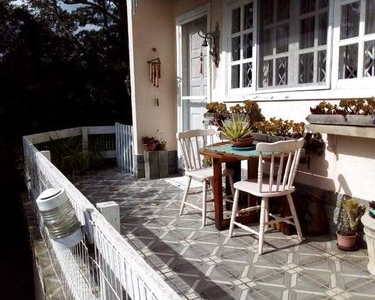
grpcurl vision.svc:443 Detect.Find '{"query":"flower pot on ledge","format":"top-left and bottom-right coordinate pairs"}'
top-left (252, 133), bottom-right (291, 143)
top-left (306, 114), bottom-right (375, 127)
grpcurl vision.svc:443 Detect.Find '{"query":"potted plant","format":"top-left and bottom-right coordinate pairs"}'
top-left (361, 201), bottom-right (375, 276)
top-left (337, 198), bottom-right (366, 250)
top-left (307, 98), bottom-right (375, 126)
top-left (158, 140), bottom-right (167, 150)
top-left (142, 136), bottom-right (159, 151)
top-left (220, 114), bottom-right (254, 147)
top-left (204, 100), bottom-right (264, 130)
top-left (253, 117), bottom-right (305, 142)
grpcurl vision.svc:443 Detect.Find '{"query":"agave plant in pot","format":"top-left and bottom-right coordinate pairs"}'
top-left (337, 198), bottom-right (366, 250)
top-left (220, 114), bottom-right (254, 148)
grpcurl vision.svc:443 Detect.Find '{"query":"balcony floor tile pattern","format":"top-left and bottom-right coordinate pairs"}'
top-left (74, 168), bottom-right (375, 300)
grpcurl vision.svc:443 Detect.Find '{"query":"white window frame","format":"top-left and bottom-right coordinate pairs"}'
top-left (332, 0), bottom-right (375, 90)
top-left (225, 0), bottom-right (334, 97)
top-left (226, 0), bottom-right (257, 95)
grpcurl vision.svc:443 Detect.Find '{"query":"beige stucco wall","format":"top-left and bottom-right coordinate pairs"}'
top-left (127, 0), bottom-right (176, 154)
top-left (240, 100), bottom-right (375, 202)
top-left (128, 0), bottom-right (375, 201)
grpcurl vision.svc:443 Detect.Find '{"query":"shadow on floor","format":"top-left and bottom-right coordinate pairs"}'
top-left (0, 158), bottom-right (34, 299)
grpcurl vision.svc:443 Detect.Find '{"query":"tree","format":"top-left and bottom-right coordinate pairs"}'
top-left (0, 0), bottom-right (131, 140)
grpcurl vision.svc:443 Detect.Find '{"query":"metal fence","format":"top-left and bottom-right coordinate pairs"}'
top-left (115, 123), bottom-right (134, 174)
top-left (23, 127), bottom-right (180, 300)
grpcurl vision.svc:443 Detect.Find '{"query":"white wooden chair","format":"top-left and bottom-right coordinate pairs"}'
top-left (228, 138), bottom-right (304, 254)
top-left (176, 129), bottom-right (235, 227)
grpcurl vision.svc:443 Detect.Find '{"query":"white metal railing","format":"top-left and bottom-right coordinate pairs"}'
top-left (23, 127), bottom-right (181, 300)
top-left (115, 123), bottom-right (134, 174)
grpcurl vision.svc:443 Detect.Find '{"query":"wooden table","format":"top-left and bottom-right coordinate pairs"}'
top-left (199, 143), bottom-right (261, 231)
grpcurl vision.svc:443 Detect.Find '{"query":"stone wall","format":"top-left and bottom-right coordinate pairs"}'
top-left (134, 150), bottom-right (178, 179)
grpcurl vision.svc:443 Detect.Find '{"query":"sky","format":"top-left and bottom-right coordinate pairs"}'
top-left (13, 0), bottom-right (81, 12)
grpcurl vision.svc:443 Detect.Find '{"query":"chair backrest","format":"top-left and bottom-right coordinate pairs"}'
top-left (256, 138), bottom-right (304, 193)
top-left (176, 129), bottom-right (216, 171)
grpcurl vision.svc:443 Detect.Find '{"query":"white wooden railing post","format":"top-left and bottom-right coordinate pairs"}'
top-left (96, 201), bottom-right (120, 233)
top-left (41, 150), bottom-right (51, 161)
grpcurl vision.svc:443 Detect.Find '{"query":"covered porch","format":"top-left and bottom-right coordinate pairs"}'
top-left (75, 168), bottom-right (375, 299)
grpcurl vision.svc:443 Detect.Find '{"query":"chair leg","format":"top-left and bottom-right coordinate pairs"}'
top-left (228, 174), bottom-right (235, 197)
top-left (287, 194), bottom-right (303, 242)
top-left (179, 176), bottom-right (192, 216)
top-left (202, 180), bottom-right (207, 227)
top-left (258, 197), bottom-right (267, 255)
top-left (229, 189), bottom-right (240, 237)
top-left (264, 198), bottom-right (269, 232)
top-left (209, 178), bottom-right (214, 200)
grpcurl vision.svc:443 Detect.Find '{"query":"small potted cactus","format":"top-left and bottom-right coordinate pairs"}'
top-left (337, 198), bottom-right (366, 250)
top-left (220, 114), bottom-right (254, 148)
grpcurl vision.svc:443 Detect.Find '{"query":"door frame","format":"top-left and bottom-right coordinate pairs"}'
top-left (175, 3), bottom-right (211, 134)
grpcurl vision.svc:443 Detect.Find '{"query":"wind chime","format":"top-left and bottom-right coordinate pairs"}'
top-left (148, 57), bottom-right (161, 87)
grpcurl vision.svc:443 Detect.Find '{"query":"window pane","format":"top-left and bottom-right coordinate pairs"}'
top-left (301, 0), bottom-right (315, 14)
top-left (366, 0), bottom-right (375, 35)
top-left (261, 28), bottom-right (273, 56)
top-left (300, 17), bottom-right (315, 49)
top-left (277, 0), bottom-right (289, 21)
top-left (340, 2), bottom-right (360, 40)
top-left (232, 8), bottom-right (240, 33)
top-left (299, 53), bottom-right (314, 83)
top-left (244, 3), bottom-right (253, 30)
top-left (276, 24), bottom-right (289, 53)
top-left (319, 0), bottom-right (329, 9)
top-left (232, 37), bottom-right (240, 61)
top-left (260, 60), bottom-right (273, 87)
top-left (276, 57), bottom-right (288, 85)
top-left (261, 0), bottom-right (274, 26)
top-left (318, 50), bottom-right (327, 82)
top-left (364, 40), bottom-right (375, 77)
top-left (243, 33), bottom-right (253, 59)
top-left (339, 44), bottom-right (358, 79)
top-left (243, 62), bottom-right (253, 87)
top-left (318, 13), bottom-right (328, 46)
top-left (231, 65), bottom-right (240, 88)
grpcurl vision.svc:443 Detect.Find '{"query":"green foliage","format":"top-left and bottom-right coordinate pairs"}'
top-left (205, 102), bottom-right (228, 113)
top-left (254, 117), bottom-right (305, 138)
top-left (0, 1), bottom-right (131, 140)
top-left (221, 115), bottom-right (253, 140)
top-left (45, 136), bottom-right (104, 179)
top-left (206, 100), bottom-right (264, 130)
top-left (310, 98), bottom-right (375, 116)
top-left (338, 198), bottom-right (366, 236)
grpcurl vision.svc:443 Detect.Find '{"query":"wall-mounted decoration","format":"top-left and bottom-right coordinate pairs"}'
top-left (198, 22), bottom-right (220, 68)
top-left (148, 57), bottom-right (161, 87)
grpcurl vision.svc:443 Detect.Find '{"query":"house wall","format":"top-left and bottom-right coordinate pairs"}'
top-left (127, 0), bottom-right (375, 201)
top-left (127, 0), bottom-right (177, 154)
top-left (177, 0), bottom-right (375, 202)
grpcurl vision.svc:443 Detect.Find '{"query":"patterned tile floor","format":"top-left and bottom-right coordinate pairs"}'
top-left (74, 168), bottom-right (375, 300)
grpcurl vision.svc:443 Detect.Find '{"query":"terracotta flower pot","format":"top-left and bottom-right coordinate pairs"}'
top-left (144, 143), bottom-right (157, 151)
top-left (231, 137), bottom-right (254, 147)
top-left (336, 230), bottom-right (357, 250)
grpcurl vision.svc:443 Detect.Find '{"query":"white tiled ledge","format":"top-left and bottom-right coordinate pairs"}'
top-left (306, 124), bottom-right (375, 139)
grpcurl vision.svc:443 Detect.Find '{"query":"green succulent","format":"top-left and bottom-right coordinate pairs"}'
top-left (221, 115), bottom-right (253, 140)
top-left (338, 198), bottom-right (366, 236)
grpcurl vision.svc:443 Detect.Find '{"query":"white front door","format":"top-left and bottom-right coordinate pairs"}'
top-left (177, 13), bottom-right (209, 132)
